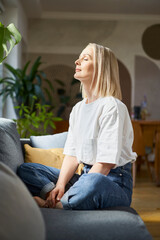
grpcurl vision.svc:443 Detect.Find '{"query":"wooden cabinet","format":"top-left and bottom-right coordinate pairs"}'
top-left (54, 120), bottom-right (69, 134)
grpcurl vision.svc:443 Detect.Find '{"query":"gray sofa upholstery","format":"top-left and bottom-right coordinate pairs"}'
top-left (0, 118), bottom-right (153, 240)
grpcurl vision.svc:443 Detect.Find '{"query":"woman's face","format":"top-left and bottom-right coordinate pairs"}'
top-left (74, 46), bottom-right (94, 83)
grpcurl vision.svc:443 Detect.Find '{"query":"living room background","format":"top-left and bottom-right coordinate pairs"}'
top-left (0, 0), bottom-right (160, 120)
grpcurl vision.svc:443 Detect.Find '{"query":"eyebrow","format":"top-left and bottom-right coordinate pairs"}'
top-left (79, 54), bottom-right (92, 58)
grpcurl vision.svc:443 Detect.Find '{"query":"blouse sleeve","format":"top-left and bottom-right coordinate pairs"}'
top-left (63, 108), bottom-right (76, 157)
top-left (96, 104), bottom-right (124, 165)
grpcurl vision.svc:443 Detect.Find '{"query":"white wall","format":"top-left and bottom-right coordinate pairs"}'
top-left (102, 19), bottom-right (160, 111)
top-left (0, 13), bottom-right (4, 117)
top-left (27, 14), bottom-right (160, 119)
top-left (1, 2), bottom-right (28, 119)
top-left (1, 8), bottom-right (160, 119)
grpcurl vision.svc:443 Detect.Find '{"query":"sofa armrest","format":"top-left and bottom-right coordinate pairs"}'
top-left (20, 138), bottom-right (31, 157)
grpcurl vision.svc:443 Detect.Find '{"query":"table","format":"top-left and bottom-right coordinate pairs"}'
top-left (132, 120), bottom-right (160, 186)
top-left (137, 120), bottom-right (160, 148)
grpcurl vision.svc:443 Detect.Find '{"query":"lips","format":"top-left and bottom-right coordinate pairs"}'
top-left (75, 69), bottom-right (81, 72)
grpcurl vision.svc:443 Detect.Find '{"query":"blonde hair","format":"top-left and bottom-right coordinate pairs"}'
top-left (81, 43), bottom-right (122, 100)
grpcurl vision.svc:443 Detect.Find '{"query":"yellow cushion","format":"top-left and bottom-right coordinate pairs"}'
top-left (24, 144), bottom-right (83, 174)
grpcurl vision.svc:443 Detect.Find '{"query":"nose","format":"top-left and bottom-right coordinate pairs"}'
top-left (75, 58), bottom-right (80, 65)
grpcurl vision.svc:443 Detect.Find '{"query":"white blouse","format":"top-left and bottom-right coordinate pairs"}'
top-left (63, 96), bottom-right (137, 167)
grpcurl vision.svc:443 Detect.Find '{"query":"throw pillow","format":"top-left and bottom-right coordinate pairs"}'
top-left (30, 132), bottom-right (68, 149)
top-left (24, 144), bottom-right (83, 174)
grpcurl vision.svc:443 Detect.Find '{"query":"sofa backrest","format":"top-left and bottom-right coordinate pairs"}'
top-left (0, 118), bottom-right (24, 173)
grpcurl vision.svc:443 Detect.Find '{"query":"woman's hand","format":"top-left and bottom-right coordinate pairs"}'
top-left (46, 155), bottom-right (78, 208)
top-left (46, 184), bottom-right (65, 208)
top-left (89, 162), bottom-right (115, 176)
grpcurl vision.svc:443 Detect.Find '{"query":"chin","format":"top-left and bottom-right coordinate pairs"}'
top-left (74, 74), bottom-right (80, 81)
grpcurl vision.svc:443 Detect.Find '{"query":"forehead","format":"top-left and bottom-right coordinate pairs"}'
top-left (80, 46), bottom-right (93, 58)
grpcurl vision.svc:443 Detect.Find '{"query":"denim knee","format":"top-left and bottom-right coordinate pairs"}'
top-left (17, 163), bottom-right (30, 179)
top-left (76, 173), bottom-right (104, 195)
top-left (61, 172), bottom-right (131, 210)
top-left (17, 163), bottom-right (57, 198)
top-left (61, 173), bottom-right (106, 210)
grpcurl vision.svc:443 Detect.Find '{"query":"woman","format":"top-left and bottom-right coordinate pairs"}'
top-left (18, 43), bottom-right (137, 210)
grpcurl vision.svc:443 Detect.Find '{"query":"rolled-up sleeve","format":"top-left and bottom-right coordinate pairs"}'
top-left (63, 109), bottom-right (76, 156)
top-left (96, 105), bottom-right (123, 165)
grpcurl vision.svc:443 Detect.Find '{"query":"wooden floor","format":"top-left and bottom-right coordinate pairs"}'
top-left (131, 164), bottom-right (160, 240)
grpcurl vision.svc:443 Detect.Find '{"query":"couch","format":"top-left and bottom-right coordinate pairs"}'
top-left (0, 118), bottom-right (153, 240)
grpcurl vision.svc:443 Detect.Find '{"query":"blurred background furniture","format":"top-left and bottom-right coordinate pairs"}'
top-left (139, 120), bottom-right (160, 149)
top-left (54, 120), bottom-right (69, 134)
top-left (155, 131), bottom-right (160, 186)
top-left (132, 120), bottom-right (160, 186)
top-left (139, 120), bottom-right (160, 186)
top-left (132, 121), bottom-right (152, 187)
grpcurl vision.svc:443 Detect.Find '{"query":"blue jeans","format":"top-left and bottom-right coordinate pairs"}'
top-left (17, 163), bottom-right (133, 210)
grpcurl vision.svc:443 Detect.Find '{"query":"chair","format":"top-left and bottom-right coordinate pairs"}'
top-left (132, 121), bottom-right (152, 187)
top-left (155, 131), bottom-right (160, 186)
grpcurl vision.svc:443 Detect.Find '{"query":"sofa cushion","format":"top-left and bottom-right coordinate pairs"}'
top-left (0, 162), bottom-right (45, 240)
top-left (24, 144), bottom-right (83, 175)
top-left (0, 118), bottom-right (24, 173)
top-left (30, 132), bottom-right (68, 149)
top-left (25, 144), bottom-right (64, 168)
top-left (41, 207), bottom-right (152, 240)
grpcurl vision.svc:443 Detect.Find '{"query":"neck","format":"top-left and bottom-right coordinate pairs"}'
top-left (84, 89), bottom-right (98, 104)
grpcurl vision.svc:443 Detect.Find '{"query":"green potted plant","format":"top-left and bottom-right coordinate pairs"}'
top-left (0, 22), bottom-right (54, 110)
top-left (57, 77), bottom-right (82, 118)
top-left (14, 97), bottom-right (62, 138)
top-left (0, 22), bottom-right (62, 135)
top-left (0, 56), bottom-right (55, 112)
top-left (51, 77), bottom-right (82, 133)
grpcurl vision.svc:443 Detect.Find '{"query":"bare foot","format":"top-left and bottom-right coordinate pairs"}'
top-left (55, 201), bottom-right (63, 209)
top-left (34, 196), bottom-right (48, 208)
top-left (34, 196), bottom-right (63, 209)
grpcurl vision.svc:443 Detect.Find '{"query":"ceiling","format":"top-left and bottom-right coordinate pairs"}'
top-left (40, 0), bottom-right (160, 15)
top-left (3, 0), bottom-right (160, 19)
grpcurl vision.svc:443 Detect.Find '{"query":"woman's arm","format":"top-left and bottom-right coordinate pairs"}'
top-left (46, 155), bottom-right (78, 207)
top-left (88, 162), bottom-right (115, 175)
top-left (57, 155), bottom-right (79, 187)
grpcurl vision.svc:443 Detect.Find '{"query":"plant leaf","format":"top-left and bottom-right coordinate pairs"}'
top-left (35, 75), bottom-right (42, 85)
top-left (34, 85), bottom-right (45, 103)
top-left (29, 56), bottom-right (41, 81)
top-left (54, 78), bottom-right (65, 86)
top-left (0, 22), bottom-right (21, 63)
top-left (4, 63), bottom-right (21, 79)
top-left (53, 117), bottom-right (62, 121)
top-left (44, 87), bottom-right (53, 104)
top-left (39, 71), bottom-right (46, 78)
top-left (0, 77), bottom-right (15, 83)
top-left (44, 78), bottom-right (54, 93)
top-left (22, 60), bottom-right (30, 78)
